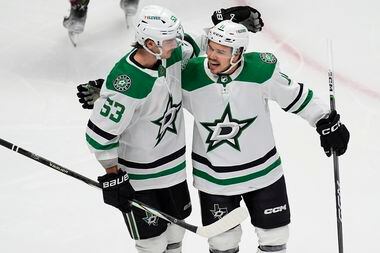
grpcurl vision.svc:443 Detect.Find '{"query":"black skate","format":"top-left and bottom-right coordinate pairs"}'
top-left (120, 0), bottom-right (139, 28)
top-left (63, 4), bottom-right (88, 47)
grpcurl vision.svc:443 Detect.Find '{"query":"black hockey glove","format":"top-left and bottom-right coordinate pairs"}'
top-left (76, 79), bottom-right (104, 109)
top-left (211, 6), bottom-right (264, 33)
top-left (98, 170), bottom-right (135, 213)
top-left (316, 110), bottom-right (350, 157)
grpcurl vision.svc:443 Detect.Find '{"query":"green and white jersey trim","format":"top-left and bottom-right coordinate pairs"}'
top-left (192, 147), bottom-right (283, 195)
top-left (87, 47), bottom-right (187, 191)
top-left (124, 212), bottom-right (140, 240)
top-left (118, 147), bottom-right (187, 191)
top-left (181, 51), bottom-right (329, 195)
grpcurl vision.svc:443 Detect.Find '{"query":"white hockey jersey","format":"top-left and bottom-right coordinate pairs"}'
top-left (182, 52), bottom-right (329, 195)
top-left (86, 44), bottom-right (193, 191)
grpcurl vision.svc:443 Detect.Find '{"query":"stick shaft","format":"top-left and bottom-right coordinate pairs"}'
top-left (0, 138), bottom-right (198, 234)
top-left (327, 39), bottom-right (344, 253)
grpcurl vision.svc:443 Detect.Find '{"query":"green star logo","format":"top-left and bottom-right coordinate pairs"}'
top-left (201, 104), bottom-right (257, 152)
top-left (152, 95), bottom-right (182, 147)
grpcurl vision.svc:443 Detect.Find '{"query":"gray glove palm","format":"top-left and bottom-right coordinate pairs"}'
top-left (76, 79), bottom-right (103, 109)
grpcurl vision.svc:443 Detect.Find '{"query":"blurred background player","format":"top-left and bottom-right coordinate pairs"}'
top-left (63, 0), bottom-right (139, 46)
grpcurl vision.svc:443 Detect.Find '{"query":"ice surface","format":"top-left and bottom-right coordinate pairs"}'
top-left (0, 0), bottom-right (379, 252)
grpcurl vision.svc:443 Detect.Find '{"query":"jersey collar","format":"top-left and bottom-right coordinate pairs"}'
top-left (126, 48), bottom-right (160, 78)
top-left (204, 56), bottom-right (245, 86)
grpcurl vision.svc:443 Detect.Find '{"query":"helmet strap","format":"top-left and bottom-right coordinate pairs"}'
top-left (142, 41), bottom-right (163, 60)
top-left (220, 54), bottom-right (242, 74)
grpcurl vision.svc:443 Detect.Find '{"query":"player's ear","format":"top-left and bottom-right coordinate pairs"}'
top-left (145, 39), bottom-right (157, 50)
top-left (232, 47), bottom-right (243, 63)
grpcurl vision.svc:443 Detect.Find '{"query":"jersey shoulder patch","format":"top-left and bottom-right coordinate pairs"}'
top-left (105, 53), bottom-right (156, 99)
top-left (259, 52), bottom-right (277, 64)
top-left (182, 57), bottom-right (214, 92)
top-left (235, 52), bottom-right (277, 84)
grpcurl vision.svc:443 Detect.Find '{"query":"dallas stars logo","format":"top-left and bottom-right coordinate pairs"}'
top-left (201, 104), bottom-right (256, 152)
top-left (152, 95), bottom-right (182, 146)
top-left (143, 212), bottom-right (159, 226)
top-left (210, 204), bottom-right (228, 220)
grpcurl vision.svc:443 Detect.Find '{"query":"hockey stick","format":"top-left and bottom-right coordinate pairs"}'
top-left (0, 137), bottom-right (248, 238)
top-left (327, 39), bottom-right (344, 253)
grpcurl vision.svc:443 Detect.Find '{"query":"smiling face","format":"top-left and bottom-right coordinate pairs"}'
top-left (206, 41), bottom-right (240, 75)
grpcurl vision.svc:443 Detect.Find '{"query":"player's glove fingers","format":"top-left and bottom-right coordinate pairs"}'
top-left (333, 124), bottom-right (350, 156)
top-left (320, 137), bottom-right (332, 157)
top-left (78, 97), bottom-right (90, 103)
top-left (240, 12), bottom-right (264, 33)
top-left (77, 84), bottom-right (90, 92)
top-left (324, 148), bottom-right (332, 157)
top-left (82, 103), bottom-right (94, 109)
top-left (247, 7), bottom-right (264, 32)
top-left (77, 91), bottom-right (88, 99)
top-left (90, 79), bottom-right (104, 89)
top-left (335, 147), bottom-right (347, 156)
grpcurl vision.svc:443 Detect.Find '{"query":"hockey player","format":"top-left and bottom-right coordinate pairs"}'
top-left (82, 5), bottom-right (265, 253)
top-left (76, 5), bottom-right (265, 252)
top-left (76, 13), bottom-right (349, 252)
top-left (87, 5), bottom-right (193, 253)
top-left (77, 5), bottom-right (264, 109)
top-left (63, 0), bottom-right (140, 45)
top-left (180, 20), bottom-right (350, 253)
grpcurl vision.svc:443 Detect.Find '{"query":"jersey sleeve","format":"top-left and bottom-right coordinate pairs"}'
top-left (184, 33), bottom-right (203, 57)
top-left (181, 32), bottom-right (208, 69)
top-left (263, 64), bottom-right (329, 126)
top-left (180, 40), bottom-right (194, 70)
top-left (85, 77), bottom-right (140, 166)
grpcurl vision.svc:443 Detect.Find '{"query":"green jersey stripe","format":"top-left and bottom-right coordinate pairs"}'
top-left (193, 158), bottom-right (281, 185)
top-left (292, 89), bottom-right (313, 114)
top-left (126, 212), bottom-right (139, 239)
top-left (122, 213), bottom-right (135, 239)
top-left (192, 147), bottom-right (277, 173)
top-left (130, 212), bottom-right (140, 240)
top-left (128, 161), bottom-right (186, 180)
top-left (86, 133), bottom-right (118, 150)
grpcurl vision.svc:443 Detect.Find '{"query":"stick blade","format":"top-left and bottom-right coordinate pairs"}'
top-left (196, 206), bottom-right (249, 238)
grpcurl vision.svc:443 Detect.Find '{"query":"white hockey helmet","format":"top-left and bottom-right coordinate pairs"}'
top-left (207, 20), bottom-right (249, 56)
top-left (135, 5), bottom-right (184, 58)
